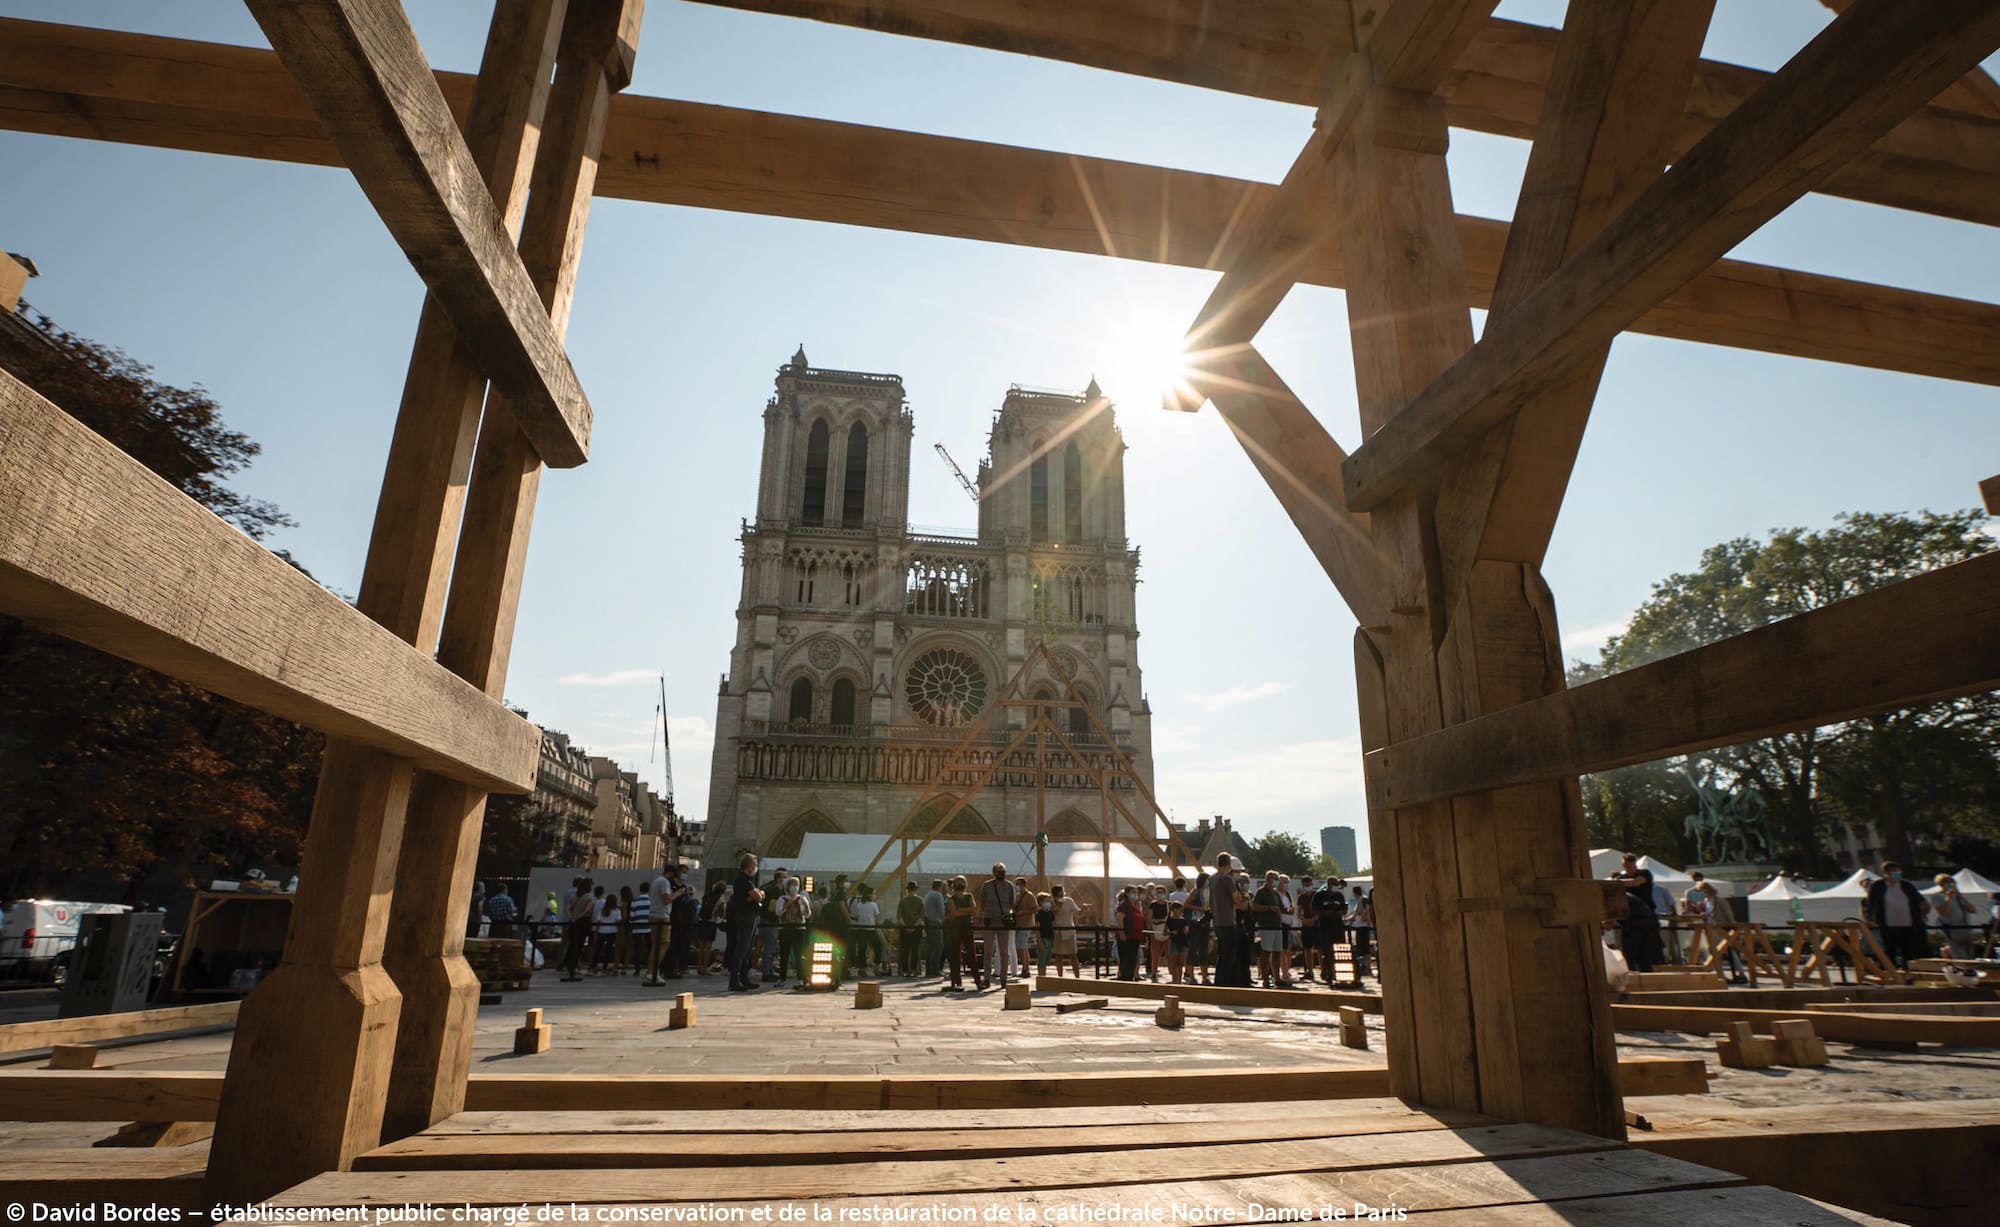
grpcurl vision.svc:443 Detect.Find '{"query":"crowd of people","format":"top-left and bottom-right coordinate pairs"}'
top-left (473, 850), bottom-right (1382, 994)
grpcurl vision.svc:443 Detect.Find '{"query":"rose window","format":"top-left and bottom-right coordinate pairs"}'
top-left (905, 649), bottom-right (988, 726)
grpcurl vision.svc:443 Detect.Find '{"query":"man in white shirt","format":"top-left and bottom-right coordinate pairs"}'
top-left (977, 863), bottom-right (1018, 986)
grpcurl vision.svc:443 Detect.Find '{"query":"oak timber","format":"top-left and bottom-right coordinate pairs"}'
top-left (0, 365), bottom-right (538, 794)
top-left (4, 22), bottom-right (1998, 388)
top-left (1357, 1), bottom-right (1506, 94)
top-left (1981, 473), bottom-right (1999, 514)
top-left (0, 1071), bottom-right (224, 1122)
top-left (242, 0), bottom-right (593, 468)
top-left (0, 1001), bottom-right (238, 1055)
top-left (1341, 0), bottom-right (2000, 511)
top-left (685, 4), bottom-right (2000, 227)
top-left (1612, 1002), bottom-right (2000, 1046)
top-left (1365, 553), bottom-right (2000, 809)
top-left (1034, 974), bottom-right (1385, 1013)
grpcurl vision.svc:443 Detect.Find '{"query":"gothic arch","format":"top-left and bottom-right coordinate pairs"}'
top-left (764, 808), bottom-right (843, 860)
top-left (841, 421), bottom-right (869, 529)
top-left (801, 418), bottom-right (830, 525)
top-left (777, 631), bottom-right (866, 679)
top-left (915, 797), bottom-right (991, 837)
top-left (1045, 809), bottom-right (1098, 839)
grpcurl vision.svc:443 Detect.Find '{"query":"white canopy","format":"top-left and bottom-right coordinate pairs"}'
top-left (1635, 856), bottom-right (1694, 885)
top-left (1588, 848), bottom-right (1625, 878)
top-left (1747, 873), bottom-right (1874, 924)
top-left (790, 834), bottom-right (1192, 884)
top-left (1810, 868), bottom-right (1876, 899)
top-left (1940, 867), bottom-right (2000, 896)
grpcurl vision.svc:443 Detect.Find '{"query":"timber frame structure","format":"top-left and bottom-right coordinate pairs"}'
top-left (1, 0), bottom-right (1998, 1204)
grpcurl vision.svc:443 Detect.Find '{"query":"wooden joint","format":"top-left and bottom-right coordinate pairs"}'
top-left (562, 0), bottom-right (646, 93)
top-left (1353, 79), bottom-right (1450, 155)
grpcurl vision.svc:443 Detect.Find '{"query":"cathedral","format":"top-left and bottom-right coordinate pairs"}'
top-left (701, 348), bottom-right (1157, 870)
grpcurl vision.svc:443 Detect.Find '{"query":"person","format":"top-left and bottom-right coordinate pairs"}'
top-left (1165, 900), bottom-right (1189, 984)
top-left (1146, 885), bottom-right (1170, 981)
top-left (469, 881), bottom-right (487, 940)
top-left (758, 866), bottom-right (788, 983)
top-left (850, 885), bottom-right (881, 975)
top-left (560, 877), bottom-right (595, 981)
top-left (923, 879), bottom-right (948, 977)
top-left (695, 882), bottom-right (725, 975)
top-left (1867, 861), bottom-right (1931, 969)
top-left (897, 882), bottom-right (926, 976)
top-left (484, 887), bottom-right (516, 940)
top-left (1683, 871), bottom-right (1708, 914)
top-left (615, 885), bottom-right (637, 973)
top-left (1013, 877), bottom-right (1038, 979)
top-left (644, 867), bottom-right (675, 985)
top-left (777, 875), bottom-right (812, 985)
top-left (625, 882), bottom-right (651, 978)
top-left (726, 852), bottom-right (765, 991)
top-left (1351, 890), bottom-right (1375, 976)
top-left (663, 865), bottom-right (695, 979)
top-left (1210, 854), bottom-right (1243, 987)
top-left (1114, 888), bottom-right (1143, 980)
top-left (1035, 892), bottom-right (1056, 974)
top-left (1050, 884), bottom-right (1081, 977)
top-left (1613, 854), bottom-right (1662, 974)
top-left (977, 863), bottom-right (1018, 986)
top-left (1313, 879), bottom-right (1349, 985)
top-left (592, 887), bottom-right (621, 974)
top-left (1295, 876), bottom-right (1317, 982)
top-left (944, 875), bottom-right (983, 990)
top-left (1251, 870), bottom-right (1288, 988)
top-left (544, 891), bottom-right (561, 925)
top-left (1185, 872), bottom-right (1211, 985)
top-left (1696, 881), bottom-right (1745, 983)
top-left (1932, 876), bottom-right (1984, 958)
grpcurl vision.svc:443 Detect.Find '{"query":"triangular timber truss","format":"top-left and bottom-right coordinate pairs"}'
top-left (854, 640), bottom-right (1197, 901)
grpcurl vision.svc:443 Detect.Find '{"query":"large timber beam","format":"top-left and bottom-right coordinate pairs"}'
top-left (242, 0), bottom-right (593, 468)
top-left (0, 364), bottom-right (538, 794)
top-left (1363, 552), bottom-right (2000, 811)
top-left (681, 4), bottom-right (2000, 228)
top-left (1355, 0), bottom-right (1504, 94)
top-left (2, 21), bottom-right (1998, 388)
top-left (1341, 0), bottom-right (2000, 513)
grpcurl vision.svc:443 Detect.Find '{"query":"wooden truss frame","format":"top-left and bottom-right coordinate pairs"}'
top-left (850, 640), bottom-right (1197, 907)
top-left (2, 0), bottom-right (1997, 1199)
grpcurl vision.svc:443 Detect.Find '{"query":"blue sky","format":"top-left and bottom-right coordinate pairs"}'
top-left (4, 1), bottom-right (1996, 872)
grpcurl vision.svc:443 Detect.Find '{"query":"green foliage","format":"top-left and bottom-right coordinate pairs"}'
top-left (0, 313), bottom-right (319, 899)
top-left (1243, 830), bottom-right (1314, 876)
top-left (1307, 853), bottom-right (1345, 880)
top-left (1577, 510), bottom-right (1998, 873)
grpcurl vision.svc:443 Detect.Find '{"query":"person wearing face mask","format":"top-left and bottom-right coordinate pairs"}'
top-left (1865, 860), bottom-right (1931, 970)
top-left (776, 875), bottom-right (812, 986)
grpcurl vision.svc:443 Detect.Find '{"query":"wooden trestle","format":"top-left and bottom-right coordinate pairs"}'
top-left (1, 0), bottom-right (1997, 1209)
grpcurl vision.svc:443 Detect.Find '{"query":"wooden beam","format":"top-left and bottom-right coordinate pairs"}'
top-left (1613, 1002), bottom-right (2000, 1047)
top-left (1195, 345), bottom-right (1390, 627)
top-left (0, 1002), bottom-right (238, 1055)
top-left (1821, 0), bottom-right (2000, 119)
top-left (0, 366), bottom-right (537, 793)
top-left (1342, 0), bottom-right (2000, 512)
top-left (242, 0), bottom-right (593, 468)
top-left (1434, 0), bottom-right (1715, 600)
top-left (1035, 975), bottom-right (1384, 1014)
top-left (1355, 0), bottom-right (1504, 94)
top-left (678, 6), bottom-right (2000, 228)
top-left (1981, 473), bottom-right (2000, 514)
top-left (0, 1072), bottom-right (224, 1123)
top-left (1366, 553), bottom-right (2000, 810)
top-left (4, 21), bottom-right (1998, 387)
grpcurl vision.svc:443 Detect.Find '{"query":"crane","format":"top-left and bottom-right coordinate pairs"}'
top-left (933, 442), bottom-right (980, 503)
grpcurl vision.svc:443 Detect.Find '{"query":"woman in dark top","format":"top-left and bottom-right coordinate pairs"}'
top-left (944, 876), bottom-right (983, 990)
top-left (1035, 892), bottom-right (1056, 974)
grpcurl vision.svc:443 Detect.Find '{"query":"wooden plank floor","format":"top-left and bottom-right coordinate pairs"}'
top-left (266, 1098), bottom-right (1897, 1223)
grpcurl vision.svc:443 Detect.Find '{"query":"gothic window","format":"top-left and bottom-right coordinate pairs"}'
top-left (765, 809), bottom-right (841, 859)
top-left (830, 678), bottom-right (857, 726)
top-left (841, 422), bottom-right (869, 529)
top-left (916, 799), bottom-right (992, 836)
top-left (1067, 690), bottom-right (1093, 737)
top-left (801, 419), bottom-right (829, 525)
top-left (903, 553), bottom-right (991, 618)
top-left (789, 677), bottom-right (813, 724)
top-left (1030, 451), bottom-right (1049, 541)
top-left (905, 649), bottom-right (989, 726)
top-left (843, 558), bottom-right (864, 606)
top-left (793, 555), bottom-right (817, 604)
top-left (1063, 441), bottom-right (1083, 543)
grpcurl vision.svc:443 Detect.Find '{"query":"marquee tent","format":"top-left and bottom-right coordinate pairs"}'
top-left (1744, 874), bottom-right (1813, 926)
top-left (1635, 856), bottom-right (1694, 885)
top-left (1927, 867), bottom-right (2000, 897)
top-left (1797, 868), bottom-right (1879, 922)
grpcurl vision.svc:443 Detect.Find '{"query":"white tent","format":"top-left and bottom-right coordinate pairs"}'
top-left (1797, 868), bottom-right (1878, 923)
top-left (1588, 848), bottom-right (1626, 878)
top-left (1744, 874), bottom-right (1814, 926)
top-left (1940, 867), bottom-right (2000, 897)
top-left (790, 833), bottom-right (1191, 886)
top-left (1635, 856), bottom-right (1694, 885)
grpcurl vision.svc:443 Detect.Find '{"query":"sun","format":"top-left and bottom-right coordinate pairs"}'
top-left (1089, 306), bottom-right (1201, 422)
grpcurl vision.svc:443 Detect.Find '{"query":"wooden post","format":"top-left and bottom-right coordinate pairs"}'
top-left (203, 3), bottom-right (570, 1201)
top-left (381, 0), bottom-right (643, 1143)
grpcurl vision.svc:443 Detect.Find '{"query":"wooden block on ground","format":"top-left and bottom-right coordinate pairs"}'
top-left (522, 1008), bottom-right (543, 1029)
top-left (1718, 1022), bottom-right (1776, 1070)
top-left (95, 1120), bottom-right (214, 1148)
top-left (1339, 1006), bottom-right (1369, 1050)
top-left (1770, 1018), bottom-right (1828, 1067)
top-left (48, 1045), bottom-right (98, 1070)
top-left (1056, 998), bottom-right (1108, 1014)
top-left (675, 993), bottom-right (694, 1011)
top-left (666, 1005), bottom-right (695, 1031)
top-left (1154, 996), bottom-right (1184, 1030)
top-left (1003, 983), bottom-right (1031, 1011)
top-left (853, 982), bottom-right (883, 1010)
top-left (513, 1010), bottom-right (551, 1055)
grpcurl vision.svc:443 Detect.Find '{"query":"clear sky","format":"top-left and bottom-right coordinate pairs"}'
top-left (4, 1), bottom-right (1996, 873)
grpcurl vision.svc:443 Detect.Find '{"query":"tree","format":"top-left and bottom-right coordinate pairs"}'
top-left (1243, 830), bottom-right (1313, 876)
top-left (0, 310), bottom-right (320, 900)
top-left (1583, 510), bottom-right (1998, 873)
top-left (1307, 853), bottom-right (1344, 880)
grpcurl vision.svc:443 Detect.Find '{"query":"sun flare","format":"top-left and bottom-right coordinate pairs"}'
top-left (1089, 308), bottom-right (1202, 421)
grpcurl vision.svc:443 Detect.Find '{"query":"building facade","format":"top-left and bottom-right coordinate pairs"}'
top-left (1321, 825), bottom-right (1359, 875)
top-left (703, 350), bottom-right (1156, 870)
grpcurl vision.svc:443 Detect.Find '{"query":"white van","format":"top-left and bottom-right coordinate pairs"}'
top-left (0, 899), bottom-right (132, 983)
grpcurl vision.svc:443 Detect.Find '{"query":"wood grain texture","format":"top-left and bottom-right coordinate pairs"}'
top-left (1613, 1002), bottom-right (2000, 1046)
top-left (1342, 0), bottom-right (2000, 511)
top-left (0, 1002), bottom-right (238, 1055)
top-left (1366, 553), bottom-right (2000, 809)
top-left (242, 0), bottom-right (593, 467)
top-left (0, 366), bottom-right (537, 793)
top-left (1034, 973), bottom-right (1385, 1012)
top-left (1357, 0), bottom-right (1505, 93)
top-left (0, 1072), bottom-right (224, 1122)
top-left (2, 21), bottom-right (1996, 388)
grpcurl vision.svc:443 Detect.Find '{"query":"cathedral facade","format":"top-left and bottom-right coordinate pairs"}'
top-left (702, 349), bottom-right (1156, 869)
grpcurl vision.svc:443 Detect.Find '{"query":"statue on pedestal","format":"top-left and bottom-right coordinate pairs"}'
top-left (1682, 764), bottom-right (1775, 868)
